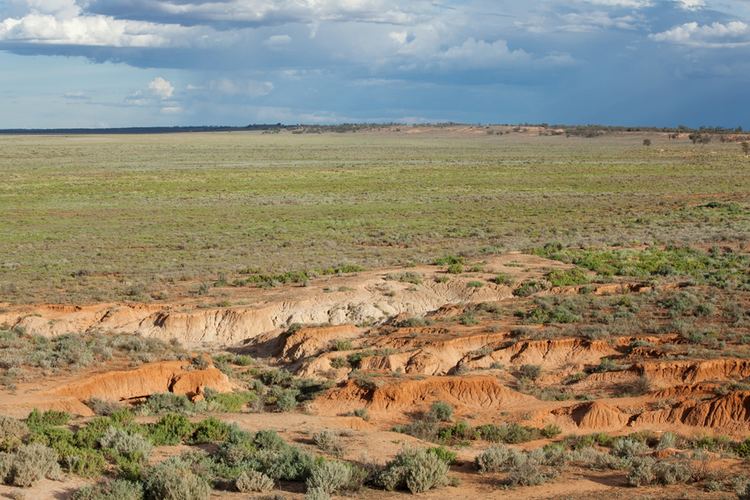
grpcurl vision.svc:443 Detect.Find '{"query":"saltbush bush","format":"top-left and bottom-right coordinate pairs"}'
top-left (235, 469), bottom-right (274, 493)
top-left (306, 460), bottom-right (352, 495)
top-left (72, 480), bottom-right (144, 500)
top-left (142, 458), bottom-right (211, 500)
top-left (378, 448), bottom-right (448, 494)
top-left (3, 443), bottom-right (62, 487)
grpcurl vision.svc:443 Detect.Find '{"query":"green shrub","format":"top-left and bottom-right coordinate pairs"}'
top-left (306, 460), bottom-right (352, 495)
top-left (458, 312), bottom-right (478, 326)
top-left (331, 339), bottom-right (353, 351)
top-left (518, 364), bottom-right (542, 381)
top-left (190, 418), bottom-right (232, 444)
top-left (71, 415), bottom-right (138, 450)
top-left (434, 255), bottom-right (465, 266)
top-left (467, 281), bottom-right (483, 288)
top-left (142, 393), bottom-right (194, 415)
top-left (253, 446), bottom-right (315, 481)
top-left (491, 273), bottom-right (513, 286)
top-left (513, 280), bottom-right (548, 297)
top-left (428, 401), bottom-right (453, 422)
top-left (25, 409), bottom-right (70, 431)
top-left (427, 447), bottom-right (457, 465)
top-left (205, 390), bottom-right (257, 413)
top-left (58, 445), bottom-right (107, 477)
top-left (446, 263), bottom-right (463, 274)
top-left (236, 470), bottom-right (274, 493)
top-left (148, 414), bottom-right (194, 446)
top-left (143, 458), bottom-right (211, 500)
top-left (378, 448), bottom-right (448, 494)
top-left (254, 430), bottom-right (286, 451)
top-left (72, 480), bottom-right (144, 500)
top-left (541, 424), bottom-right (562, 438)
top-left (270, 387), bottom-right (299, 412)
top-left (546, 268), bottom-right (589, 287)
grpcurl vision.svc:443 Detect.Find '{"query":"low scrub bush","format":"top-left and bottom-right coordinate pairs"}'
top-left (84, 399), bottom-right (125, 416)
top-left (612, 437), bottom-right (648, 459)
top-left (312, 430), bottom-right (343, 458)
top-left (378, 448), bottom-right (448, 494)
top-left (58, 445), bottom-right (107, 477)
top-left (428, 401), bottom-right (453, 422)
top-left (99, 427), bottom-right (152, 462)
top-left (568, 446), bottom-right (623, 470)
top-left (142, 458), bottom-right (211, 500)
top-left (141, 393), bottom-right (195, 415)
top-left (190, 417), bottom-right (232, 444)
top-left (475, 445), bottom-right (521, 473)
top-left (0, 415), bottom-right (27, 451)
top-left (505, 458), bottom-right (557, 487)
top-left (25, 409), bottom-right (70, 431)
top-left (513, 280), bottom-right (549, 297)
top-left (385, 272), bottom-right (423, 285)
top-left (72, 480), bottom-right (144, 500)
top-left (2, 443), bottom-right (61, 487)
top-left (236, 469), bottom-right (274, 493)
top-left (148, 413), bottom-right (194, 446)
top-left (306, 460), bottom-right (352, 495)
top-left (546, 267), bottom-right (589, 287)
top-left (627, 457), bottom-right (655, 487)
top-left (204, 390), bottom-right (257, 413)
top-left (426, 447), bottom-right (457, 465)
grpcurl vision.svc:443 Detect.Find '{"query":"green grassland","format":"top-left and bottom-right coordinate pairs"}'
top-left (1, 130), bottom-right (748, 303)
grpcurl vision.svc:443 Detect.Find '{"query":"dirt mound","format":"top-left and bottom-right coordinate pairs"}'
top-left (636, 391), bottom-right (750, 431)
top-left (565, 401), bottom-right (629, 429)
top-left (0, 253), bottom-right (570, 347)
top-left (314, 376), bottom-right (534, 416)
top-left (46, 360), bottom-right (235, 401)
top-left (479, 338), bottom-right (616, 371)
top-left (638, 359), bottom-right (750, 387)
top-left (280, 324), bottom-right (361, 361)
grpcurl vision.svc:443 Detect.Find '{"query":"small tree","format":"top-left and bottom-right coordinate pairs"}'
top-left (742, 141), bottom-right (749, 156)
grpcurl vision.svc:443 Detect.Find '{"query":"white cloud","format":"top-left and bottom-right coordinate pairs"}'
top-left (559, 11), bottom-right (642, 32)
top-left (438, 38), bottom-right (531, 69)
top-left (651, 21), bottom-right (750, 47)
top-left (148, 77), bottom-right (174, 99)
top-left (23, 0), bottom-right (81, 18)
top-left (84, 0), bottom-right (434, 26)
top-left (160, 105), bottom-right (182, 114)
top-left (0, 13), bottom-right (201, 47)
top-left (263, 34), bottom-right (291, 47)
top-left (675, 0), bottom-right (706, 10)
top-left (583, 0), bottom-right (652, 7)
top-left (209, 79), bottom-right (274, 97)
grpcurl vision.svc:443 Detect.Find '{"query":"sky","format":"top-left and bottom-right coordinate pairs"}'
top-left (0, 0), bottom-right (749, 128)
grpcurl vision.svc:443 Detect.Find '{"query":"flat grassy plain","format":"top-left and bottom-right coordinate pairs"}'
top-left (1, 129), bottom-right (748, 303)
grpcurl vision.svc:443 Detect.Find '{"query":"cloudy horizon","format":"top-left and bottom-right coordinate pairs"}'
top-left (1, 0), bottom-right (749, 128)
